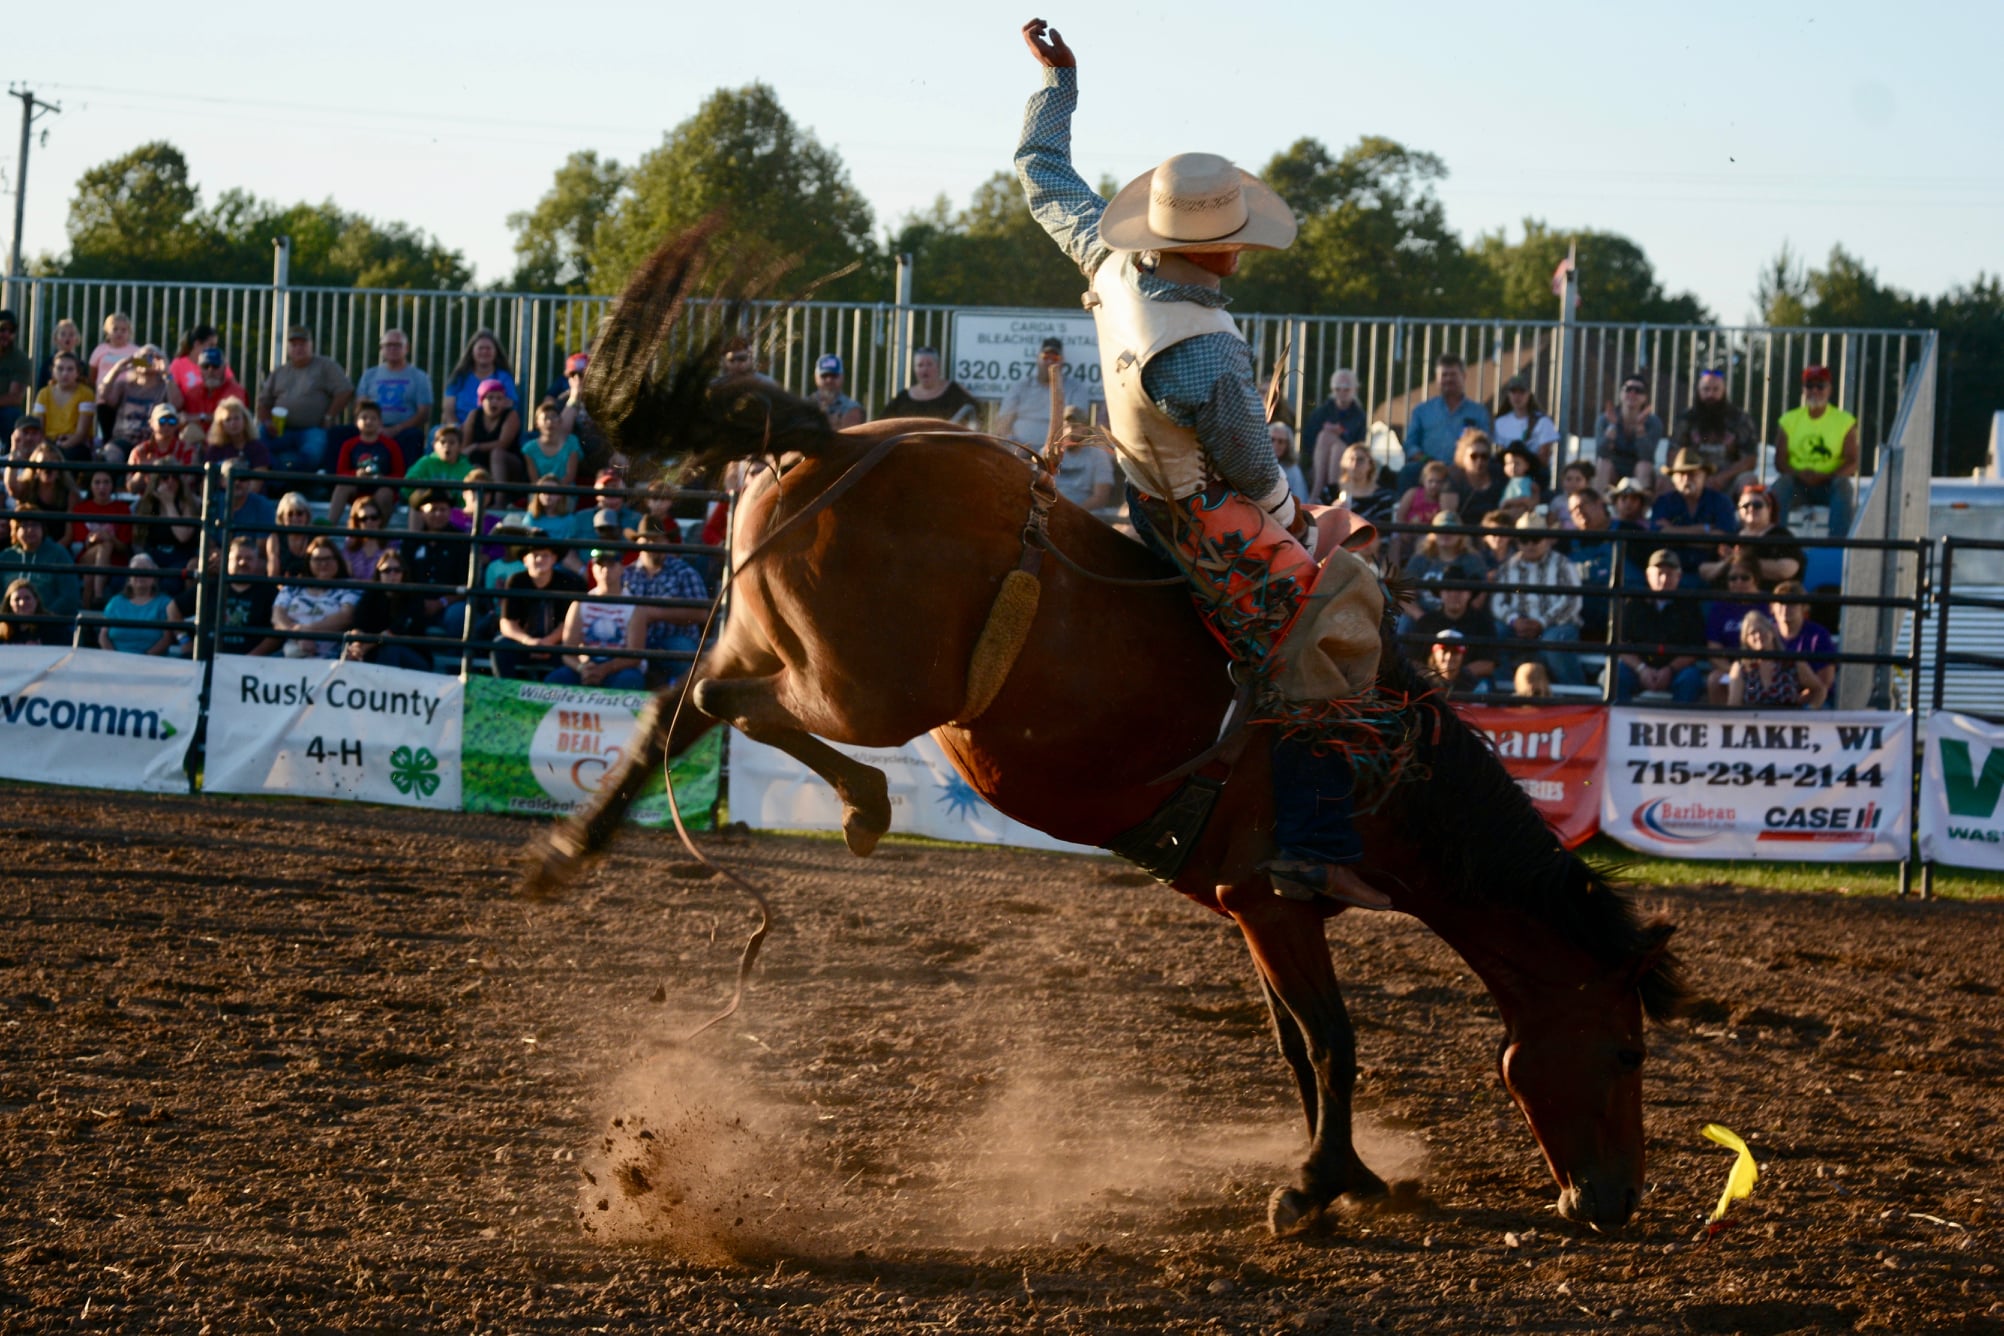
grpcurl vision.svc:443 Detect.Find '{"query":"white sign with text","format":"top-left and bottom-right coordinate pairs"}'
top-left (1919, 711), bottom-right (2004, 871)
top-left (949, 310), bottom-right (1104, 403)
top-left (0, 647), bottom-right (198, 793)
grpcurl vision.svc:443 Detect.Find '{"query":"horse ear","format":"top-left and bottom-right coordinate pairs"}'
top-left (1623, 919), bottom-right (1676, 991)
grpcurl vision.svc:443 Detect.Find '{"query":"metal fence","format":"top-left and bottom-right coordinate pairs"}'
top-left (8, 266), bottom-right (1928, 477)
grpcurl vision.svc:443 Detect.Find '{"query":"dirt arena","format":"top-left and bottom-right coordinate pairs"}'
top-left (1, 787), bottom-right (1999, 1333)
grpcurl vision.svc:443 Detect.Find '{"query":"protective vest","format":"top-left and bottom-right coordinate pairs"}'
top-left (1778, 404), bottom-right (1856, 473)
top-left (1084, 257), bottom-right (1242, 501)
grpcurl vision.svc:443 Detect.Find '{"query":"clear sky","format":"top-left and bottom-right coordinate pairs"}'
top-left (6, 0), bottom-right (2000, 322)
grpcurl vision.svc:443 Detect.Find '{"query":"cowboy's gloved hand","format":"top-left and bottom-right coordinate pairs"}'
top-left (1022, 18), bottom-right (1076, 67)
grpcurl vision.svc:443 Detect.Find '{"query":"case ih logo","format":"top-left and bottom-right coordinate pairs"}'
top-left (1758, 803), bottom-right (1881, 843)
top-left (1632, 798), bottom-right (1737, 844)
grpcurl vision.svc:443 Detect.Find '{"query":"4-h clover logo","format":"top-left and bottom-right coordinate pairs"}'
top-left (389, 745), bottom-right (441, 800)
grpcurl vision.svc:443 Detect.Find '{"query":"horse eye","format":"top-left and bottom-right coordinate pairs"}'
top-left (1617, 1048), bottom-right (1646, 1072)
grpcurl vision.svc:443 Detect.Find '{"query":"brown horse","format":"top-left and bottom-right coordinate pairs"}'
top-left (537, 225), bottom-right (1685, 1234)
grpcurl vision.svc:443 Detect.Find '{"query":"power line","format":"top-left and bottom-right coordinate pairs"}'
top-left (7, 84), bottom-right (60, 282)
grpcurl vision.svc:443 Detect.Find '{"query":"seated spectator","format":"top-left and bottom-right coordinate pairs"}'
top-left (1054, 428), bottom-right (1119, 519)
top-left (1403, 511), bottom-right (1485, 613)
top-left (354, 328), bottom-right (433, 459)
top-left (1491, 511), bottom-right (1585, 687)
top-left (1493, 373), bottom-right (1560, 477)
top-left (1726, 610), bottom-right (1827, 708)
top-left (578, 468), bottom-right (643, 536)
top-left (465, 523), bottom-right (535, 652)
top-left (0, 516), bottom-right (81, 619)
top-left (1702, 482), bottom-right (1803, 586)
top-left (810, 355), bottom-right (866, 429)
top-left (1452, 427), bottom-right (1504, 519)
top-left (547, 548), bottom-right (649, 690)
top-left (179, 346), bottom-right (249, 429)
top-left (202, 397), bottom-right (273, 483)
top-left (496, 534), bottom-right (586, 678)
top-left (1671, 367), bottom-right (1758, 493)
top-left (1616, 548), bottom-right (1707, 702)
top-left (265, 491), bottom-right (317, 583)
top-left (124, 403), bottom-right (196, 491)
top-left (345, 551), bottom-right (433, 673)
top-left (34, 354), bottom-right (98, 461)
top-left (996, 338), bottom-right (1087, 448)
top-left (1270, 422), bottom-right (1308, 500)
top-left (10, 440), bottom-right (76, 519)
top-left (523, 479), bottom-right (574, 538)
top-left (1397, 353), bottom-right (1491, 491)
top-left (1771, 579), bottom-right (1837, 702)
top-left (1593, 373), bottom-right (1664, 489)
top-left (224, 463), bottom-right (279, 534)
top-left (1772, 365), bottom-right (1858, 538)
top-left (1394, 460), bottom-right (1456, 560)
top-left (0, 577), bottom-right (54, 645)
top-left (713, 339), bottom-right (777, 387)
top-left (1476, 508), bottom-right (1517, 579)
top-left (881, 347), bottom-right (980, 424)
top-left (99, 347), bottom-right (183, 460)
top-left (131, 471), bottom-right (200, 589)
top-left (1548, 459), bottom-right (1593, 530)
top-left (256, 327), bottom-right (353, 474)
top-left (73, 468), bottom-right (134, 610)
top-left (1498, 441), bottom-right (1543, 505)
top-left (441, 328), bottom-right (519, 425)
top-left (399, 488), bottom-right (471, 633)
top-left (1563, 486), bottom-right (1626, 640)
top-left (625, 514), bottom-right (709, 687)
top-left (1424, 628), bottom-right (1481, 691)
top-left (461, 378), bottom-right (523, 483)
top-left (456, 469), bottom-right (512, 551)
top-left (272, 538), bottom-right (360, 659)
top-left (87, 312), bottom-right (139, 391)
top-left (99, 553), bottom-right (181, 655)
top-left (37, 318), bottom-right (84, 391)
top-left (521, 397), bottom-right (584, 491)
top-left (215, 536), bottom-right (281, 657)
top-left (1409, 582), bottom-right (1501, 688)
top-left (167, 324), bottom-right (232, 400)
top-left (0, 309), bottom-right (31, 437)
top-left (329, 402), bottom-right (406, 518)
top-left (1514, 661), bottom-right (1552, 698)
top-left (1324, 442), bottom-right (1392, 526)
top-left (1703, 559), bottom-right (1767, 704)
top-left (341, 496), bottom-right (390, 582)
top-left (1302, 369), bottom-right (1367, 493)
top-left (405, 424), bottom-right (472, 487)
top-left (1650, 448), bottom-right (1737, 586)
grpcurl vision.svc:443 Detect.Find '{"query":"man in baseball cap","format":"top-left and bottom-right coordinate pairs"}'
top-left (810, 354), bottom-right (864, 428)
top-left (1774, 364), bottom-right (1859, 537)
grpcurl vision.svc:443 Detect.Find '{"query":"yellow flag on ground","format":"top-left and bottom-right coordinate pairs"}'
top-left (1701, 1123), bottom-right (1758, 1223)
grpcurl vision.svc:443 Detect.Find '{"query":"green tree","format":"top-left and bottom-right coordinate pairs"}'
top-left (1800, 245), bottom-right (1928, 330)
top-left (508, 150), bottom-right (628, 292)
top-left (1471, 219), bottom-right (1712, 324)
top-left (885, 170), bottom-right (1100, 308)
top-left (1753, 242), bottom-right (1812, 326)
top-left (63, 142), bottom-right (212, 279)
top-left (590, 84), bottom-right (880, 300)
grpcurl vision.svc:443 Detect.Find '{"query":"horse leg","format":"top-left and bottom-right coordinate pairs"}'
top-left (692, 675), bottom-right (892, 857)
top-left (1258, 972), bottom-right (1319, 1136)
top-left (1221, 880), bottom-right (1387, 1235)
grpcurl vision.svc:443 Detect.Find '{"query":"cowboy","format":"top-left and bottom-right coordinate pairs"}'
top-left (1015, 18), bottom-right (1390, 911)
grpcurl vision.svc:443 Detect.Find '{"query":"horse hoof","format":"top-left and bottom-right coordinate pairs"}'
top-left (842, 809), bottom-right (888, 858)
top-left (1267, 1186), bottom-right (1317, 1236)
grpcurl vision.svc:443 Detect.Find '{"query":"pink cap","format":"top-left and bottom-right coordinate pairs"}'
top-left (476, 377), bottom-right (508, 401)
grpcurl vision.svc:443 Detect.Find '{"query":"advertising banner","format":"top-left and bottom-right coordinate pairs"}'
top-left (1919, 711), bottom-right (2004, 871)
top-left (1455, 702), bottom-right (1605, 848)
top-left (0, 647), bottom-right (198, 793)
top-left (461, 677), bottom-right (719, 828)
top-left (948, 310), bottom-right (1104, 404)
top-left (204, 658), bottom-right (463, 809)
top-left (1603, 708), bottom-right (1911, 860)
top-left (729, 731), bottom-right (1095, 855)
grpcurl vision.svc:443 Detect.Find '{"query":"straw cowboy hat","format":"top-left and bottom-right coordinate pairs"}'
top-left (1100, 152), bottom-right (1298, 253)
top-left (1667, 446), bottom-right (1714, 475)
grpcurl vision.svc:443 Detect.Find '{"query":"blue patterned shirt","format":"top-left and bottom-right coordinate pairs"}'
top-left (625, 557), bottom-right (708, 660)
top-left (1014, 68), bottom-right (1283, 504)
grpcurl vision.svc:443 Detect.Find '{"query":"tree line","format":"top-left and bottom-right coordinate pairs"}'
top-left (32, 85), bottom-right (2002, 473)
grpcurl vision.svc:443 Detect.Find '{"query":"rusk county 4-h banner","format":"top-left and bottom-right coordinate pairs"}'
top-left (204, 658), bottom-right (463, 808)
top-left (1455, 702), bottom-right (1605, 848)
top-left (460, 677), bottom-right (719, 828)
top-left (729, 731), bottom-right (1095, 854)
top-left (1604, 708), bottom-right (1911, 860)
top-left (0, 646), bottom-right (198, 793)
top-left (1919, 712), bottom-right (2004, 871)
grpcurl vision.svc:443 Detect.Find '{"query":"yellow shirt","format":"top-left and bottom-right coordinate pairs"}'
top-left (33, 383), bottom-right (96, 439)
top-left (1778, 404), bottom-right (1855, 474)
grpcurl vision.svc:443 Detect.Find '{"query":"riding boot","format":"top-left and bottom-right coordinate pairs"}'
top-left (1264, 735), bottom-right (1392, 911)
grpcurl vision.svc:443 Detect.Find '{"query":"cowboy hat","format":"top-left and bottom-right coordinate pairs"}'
top-left (1100, 153), bottom-right (1297, 253)
top-left (1667, 446), bottom-right (1714, 475)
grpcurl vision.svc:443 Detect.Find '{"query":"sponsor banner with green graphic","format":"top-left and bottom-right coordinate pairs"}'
top-left (1920, 712), bottom-right (2004, 870)
top-left (205, 658), bottom-right (462, 809)
top-left (0, 647), bottom-right (198, 793)
top-left (461, 677), bottom-right (719, 828)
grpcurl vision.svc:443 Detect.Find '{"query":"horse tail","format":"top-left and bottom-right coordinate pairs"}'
top-left (580, 217), bottom-right (837, 478)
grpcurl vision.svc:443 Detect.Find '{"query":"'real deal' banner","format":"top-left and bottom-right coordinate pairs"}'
top-left (204, 657), bottom-right (463, 809)
top-left (1919, 711), bottom-right (2004, 871)
top-left (1603, 708), bottom-right (1911, 860)
top-left (1454, 702), bottom-right (1606, 849)
top-left (0, 646), bottom-right (199, 793)
top-left (460, 676), bottom-right (719, 828)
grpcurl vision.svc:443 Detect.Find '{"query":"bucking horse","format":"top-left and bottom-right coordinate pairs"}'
top-left (525, 222), bottom-right (1686, 1235)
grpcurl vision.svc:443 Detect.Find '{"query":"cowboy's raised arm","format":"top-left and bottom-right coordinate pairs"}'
top-left (1014, 19), bottom-right (1112, 280)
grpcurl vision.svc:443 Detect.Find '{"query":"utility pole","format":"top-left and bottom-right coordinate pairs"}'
top-left (7, 85), bottom-right (62, 294)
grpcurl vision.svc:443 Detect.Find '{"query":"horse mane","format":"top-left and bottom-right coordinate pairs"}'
top-left (1374, 597), bottom-right (1686, 1020)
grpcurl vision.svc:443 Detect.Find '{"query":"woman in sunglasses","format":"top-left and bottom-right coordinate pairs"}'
top-left (1594, 374), bottom-right (1664, 491)
top-left (1700, 483), bottom-right (1803, 586)
top-left (342, 495), bottom-right (390, 581)
top-left (272, 537), bottom-right (360, 659)
top-left (547, 547), bottom-right (647, 690)
top-left (346, 553), bottom-right (432, 672)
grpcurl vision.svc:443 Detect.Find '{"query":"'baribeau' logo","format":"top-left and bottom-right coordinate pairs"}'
top-left (0, 693), bottom-right (177, 740)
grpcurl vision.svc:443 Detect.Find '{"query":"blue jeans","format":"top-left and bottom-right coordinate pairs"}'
top-left (370, 643), bottom-right (433, 673)
top-left (1770, 474), bottom-right (1853, 538)
top-left (1530, 621), bottom-right (1585, 687)
top-left (269, 427), bottom-right (330, 473)
top-left (1616, 661), bottom-right (1708, 703)
top-left (1271, 735), bottom-right (1364, 866)
top-left (547, 664), bottom-right (646, 691)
